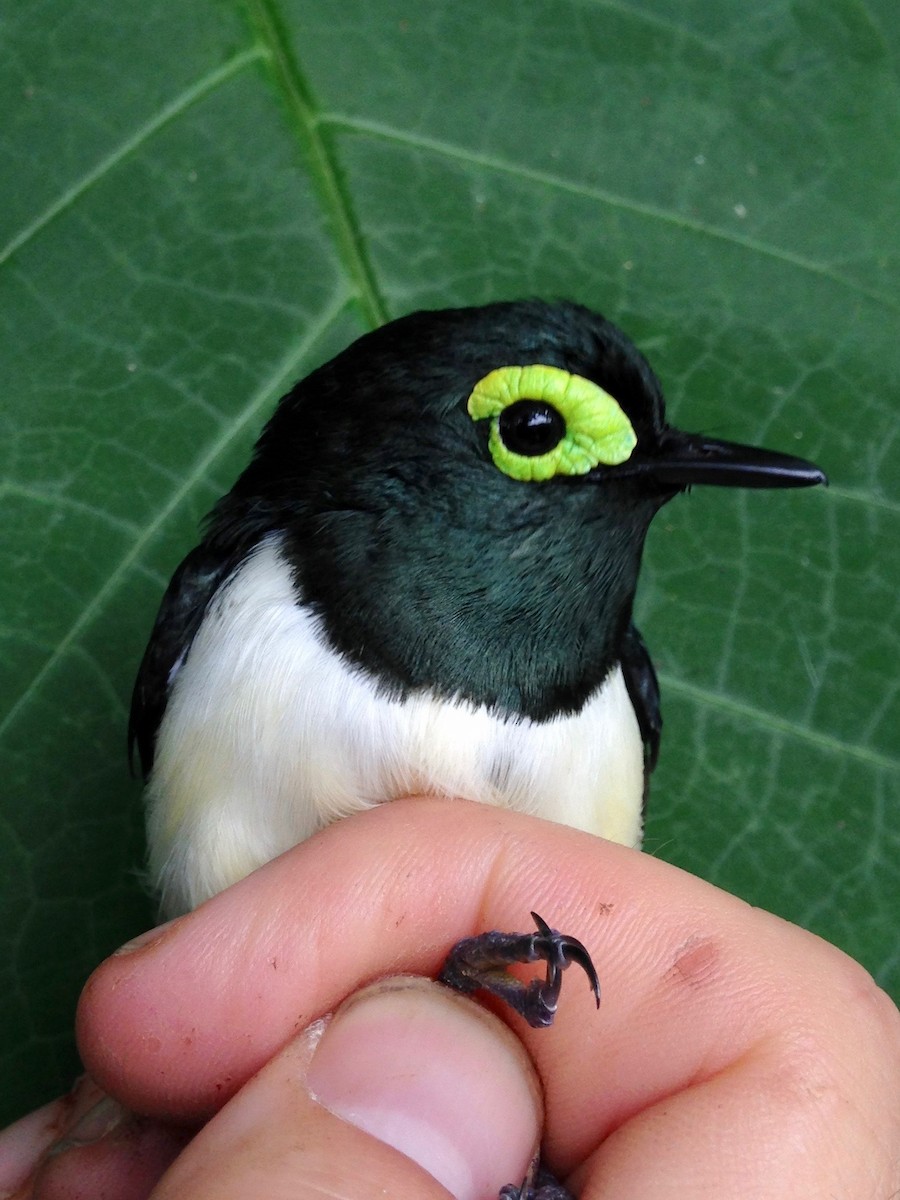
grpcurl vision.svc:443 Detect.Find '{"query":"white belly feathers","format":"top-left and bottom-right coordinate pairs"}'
top-left (146, 536), bottom-right (645, 916)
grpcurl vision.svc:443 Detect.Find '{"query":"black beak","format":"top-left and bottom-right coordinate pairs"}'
top-left (610, 430), bottom-right (827, 490)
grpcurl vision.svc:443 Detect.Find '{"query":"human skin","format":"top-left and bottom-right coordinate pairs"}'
top-left (2, 797), bottom-right (899, 1198)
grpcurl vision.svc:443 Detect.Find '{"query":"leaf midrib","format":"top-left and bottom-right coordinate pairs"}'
top-left (244, 0), bottom-right (388, 328)
top-left (3, 0), bottom-right (896, 775)
top-left (320, 115), bottom-right (900, 316)
top-left (4, 14), bottom-right (896, 317)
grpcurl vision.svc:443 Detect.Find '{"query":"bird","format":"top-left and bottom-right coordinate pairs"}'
top-left (129, 300), bottom-right (824, 1199)
top-left (130, 299), bottom-right (824, 917)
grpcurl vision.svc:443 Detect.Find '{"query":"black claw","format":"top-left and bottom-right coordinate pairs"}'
top-left (439, 914), bottom-right (598, 1200)
top-left (531, 911), bottom-right (601, 1006)
top-left (439, 911), bottom-right (600, 1029)
top-left (500, 1161), bottom-right (576, 1200)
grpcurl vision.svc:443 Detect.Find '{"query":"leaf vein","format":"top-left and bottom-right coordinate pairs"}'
top-left (324, 116), bottom-right (900, 315)
top-left (0, 47), bottom-right (266, 269)
top-left (245, 0), bottom-right (387, 329)
top-left (572, 0), bottom-right (724, 56)
top-left (0, 292), bottom-right (354, 740)
top-left (826, 484), bottom-right (900, 517)
top-left (661, 671), bottom-right (899, 773)
top-left (0, 482), bottom-right (142, 535)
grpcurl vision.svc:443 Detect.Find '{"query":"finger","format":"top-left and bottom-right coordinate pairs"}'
top-left (29, 1114), bottom-right (189, 1200)
top-left (570, 1028), bottom-right (896, 1199)
top-left (0, 1078), bottom-right (189, 1200)
top-left (80, 797), bottom-right (583, 1122)
top-left (0, 1078), bottom-right (107, 1198)
top-left (151, 977), bottom-right (542, 1200)
top-left (78, 798), bottom-right (900, 1184)
top-left (0, 1095), bottom-right (85, 1197)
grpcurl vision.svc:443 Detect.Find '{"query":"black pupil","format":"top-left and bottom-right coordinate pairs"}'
top-left (497, 400), bottom-right (566, 457)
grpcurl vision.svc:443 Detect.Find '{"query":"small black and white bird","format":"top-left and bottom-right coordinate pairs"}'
top-left (131, 299), bottom-right (824, 917)
top-left (130, 300), bottom-right (824, 1200)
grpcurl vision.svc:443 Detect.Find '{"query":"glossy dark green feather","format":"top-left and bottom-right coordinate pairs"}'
top-left (216, 301), bottom-right (670, 718)
top-left (130, 299), bottom-right (823, 779)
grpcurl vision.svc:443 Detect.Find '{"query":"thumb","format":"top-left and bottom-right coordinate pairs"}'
top-left (151, 977), bottom-right (544, 1200)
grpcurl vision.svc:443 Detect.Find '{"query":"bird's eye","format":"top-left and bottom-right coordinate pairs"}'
top-left (466, 364), bottom-right (637, 482)
top-left (498, 400), bottom-right (566, 457)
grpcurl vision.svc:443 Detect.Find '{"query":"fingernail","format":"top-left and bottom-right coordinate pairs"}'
top-left (114, 917), bottom-right (181, 956)
top-left (306, 978), bottom-right (542, 1200)
top-left (46, 1097), bottom-right (126, 1156)
top-left (0, 1079), bottom-right (108, 1196)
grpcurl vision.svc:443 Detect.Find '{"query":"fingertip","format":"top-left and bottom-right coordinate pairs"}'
top-left (30, 1117), bottom-right (190, 1200)
top-left (154, 977), bottom-right (543, 1200)
top-left (308, 978), bottom-right (542, 1200)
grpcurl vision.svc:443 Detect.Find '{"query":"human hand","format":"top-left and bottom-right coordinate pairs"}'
top-left (2, 797), bottom-right (899, 1198)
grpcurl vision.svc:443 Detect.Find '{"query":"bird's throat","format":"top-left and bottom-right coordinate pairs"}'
top-left (285, 507), bottom-right (650, 722)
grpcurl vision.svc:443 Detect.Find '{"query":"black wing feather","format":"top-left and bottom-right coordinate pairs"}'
top-left (128, 543), bottom-right (241, 778)
top-left (619, 621), bottom-right (662, 775)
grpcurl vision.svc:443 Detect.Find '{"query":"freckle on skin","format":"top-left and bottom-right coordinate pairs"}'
top-left (670, 937), bottom-right (719, 988)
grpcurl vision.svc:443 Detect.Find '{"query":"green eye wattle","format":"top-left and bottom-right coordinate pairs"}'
top-left (467, 364), bottom-right (637, 482)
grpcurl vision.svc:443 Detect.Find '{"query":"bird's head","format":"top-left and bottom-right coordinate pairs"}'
top-left (212, 301), bottom-right (824, 719)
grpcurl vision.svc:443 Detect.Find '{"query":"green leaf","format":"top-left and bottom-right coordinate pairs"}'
top-left (2, 0), bottom-right (897, 1121)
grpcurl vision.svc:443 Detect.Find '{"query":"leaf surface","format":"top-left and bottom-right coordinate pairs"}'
top-left (1, 0), bottom-right (897, 1120)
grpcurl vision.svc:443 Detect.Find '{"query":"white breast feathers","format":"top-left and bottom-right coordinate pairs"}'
top-left (146, 536), bottom-right (645, 916)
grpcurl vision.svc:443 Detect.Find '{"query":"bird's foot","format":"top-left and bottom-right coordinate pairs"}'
top-left (439, 910), bottom-right (600, 1028)
top-left (500, 1159), bottom-right (577, 1199)
top-left (440, 912), bottom-right (600, 1199)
